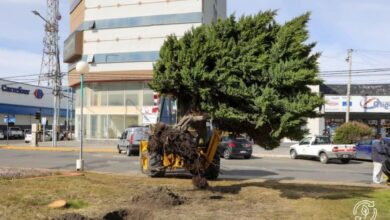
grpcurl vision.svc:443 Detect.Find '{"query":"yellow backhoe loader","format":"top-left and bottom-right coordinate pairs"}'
top-left (139, 95), bottom-right (222, 181)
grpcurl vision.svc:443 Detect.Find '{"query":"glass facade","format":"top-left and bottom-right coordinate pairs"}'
top-left (75, 82), bottom-right (155, 139)
top-left (79, 12), bottom-right (203, 31)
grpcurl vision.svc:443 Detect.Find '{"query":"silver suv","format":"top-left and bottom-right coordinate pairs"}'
top-left (117, 126), bottom-right (149, 156)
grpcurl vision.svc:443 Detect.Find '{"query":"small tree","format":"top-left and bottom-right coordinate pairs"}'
top-left (332, 122), bottom-right (374, 144)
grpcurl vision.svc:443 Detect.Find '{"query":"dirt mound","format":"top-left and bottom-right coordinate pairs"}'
top-left (100, 208), bottom-right (153, 220)
top-left (132, 186), bottom-right (186, 208)
top-left (52, 213), bottom-right (89, 220)
top-left (102, 209), bottom-right (129, 220)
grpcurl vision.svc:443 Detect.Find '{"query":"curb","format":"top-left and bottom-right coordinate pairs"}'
top-left (0, 145), bottom-right (116, 153)
top-left (241, 178), bottom-right (390, 189)
top-left (253, 153), bottom-right (289, 158)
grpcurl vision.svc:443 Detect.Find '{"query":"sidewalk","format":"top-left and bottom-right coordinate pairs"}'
top-left (0, 140), bottom-right (117, 153)
top-left (252, 143), bottom-right (293, 158)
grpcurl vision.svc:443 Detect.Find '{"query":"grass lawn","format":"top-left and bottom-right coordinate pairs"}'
top-left (0, 172), bottom-right (389, 220)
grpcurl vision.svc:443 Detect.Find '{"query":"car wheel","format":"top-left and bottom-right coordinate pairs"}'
top-left (126, 146), bottom-right (132, 156)
top-left (319, 152), bottom-right (329, 164)
top-left (341, 158), bottom-right (350, 164)
top-left (117, 145), bottom-right (122, 154)
top-left (244, 155), bottom-right (251, 159)
top-left (223, 149), bottom-right (231, 159)
top-left (290, 149), bottom-right (298, 159)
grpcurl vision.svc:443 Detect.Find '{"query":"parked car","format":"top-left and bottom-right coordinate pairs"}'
top-left (24, 130), bottom-right (32, 143)
top-left (289, 136), bottom-right (356, 164)
top-left (0, 130), bottom-right (4, 139)
top-left (7, 127), bottom-right (23, 139)
top-left (117, 126), bottom-right (149, 156)
top-left (355, 138), bottom-right (390, 160)
top-left (23, 129), bottom-right (30, 138)
top-left (218, 135), bottom-right (253, 159)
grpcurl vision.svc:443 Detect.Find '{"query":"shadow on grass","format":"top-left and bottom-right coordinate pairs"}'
top-left (208, 178), bottom-right (374, 200)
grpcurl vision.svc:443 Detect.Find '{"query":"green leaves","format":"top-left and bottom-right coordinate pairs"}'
top-left (333, 122), bottom-right (374, 144)
top-left (151, 11), bottom-right (324, 148)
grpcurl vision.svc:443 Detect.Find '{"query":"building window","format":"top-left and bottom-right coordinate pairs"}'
top-left (126, 93), bottom-right (139, 106)
top-left (108, 92), bottom-right (124, 106)
top-left (143, 91), bottom-right (154, 106)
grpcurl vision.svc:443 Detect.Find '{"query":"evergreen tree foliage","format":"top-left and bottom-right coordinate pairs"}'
top-left (151, 11), bottom-right (324, 148)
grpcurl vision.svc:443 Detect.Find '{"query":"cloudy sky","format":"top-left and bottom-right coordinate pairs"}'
top-left (0, 0), bottom-right (389, 86)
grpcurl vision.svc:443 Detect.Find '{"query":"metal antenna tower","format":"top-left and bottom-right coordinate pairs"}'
top-left (38, 0), bottom-right (61, 87)
top-left (34, 0), bottom-right (62, 147)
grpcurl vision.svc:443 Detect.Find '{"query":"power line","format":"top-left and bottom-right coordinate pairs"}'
top-left (320, 67), bottom-right (390, 74)
top-left (355, 49), bottom-right (390, 54)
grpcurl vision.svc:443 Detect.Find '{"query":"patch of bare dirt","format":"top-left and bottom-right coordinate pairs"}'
top-left (0, 167), bottom-right (57, 179)
top-left (52, 213), bottom-right (89, 220)
top-left (101, 209), bottom-right (129, 220)
top-left (131, 186), bottom-right (186, 208)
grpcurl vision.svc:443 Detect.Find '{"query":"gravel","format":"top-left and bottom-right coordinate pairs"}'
top-left (0, 167), bottom-right (58, 179)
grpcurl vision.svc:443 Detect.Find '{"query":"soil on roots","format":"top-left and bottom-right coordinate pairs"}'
top-left (148, 123), bottom-right (209, 188)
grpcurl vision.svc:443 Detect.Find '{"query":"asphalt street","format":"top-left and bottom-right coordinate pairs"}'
top-left (0, 148), bottom-right (373, 184)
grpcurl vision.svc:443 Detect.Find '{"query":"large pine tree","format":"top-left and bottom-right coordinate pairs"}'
top-left (151, 11), bottom-right (324, 148)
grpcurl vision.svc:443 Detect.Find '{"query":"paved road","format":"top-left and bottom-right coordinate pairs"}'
top-left (0, 148), bottom-right (373, 184)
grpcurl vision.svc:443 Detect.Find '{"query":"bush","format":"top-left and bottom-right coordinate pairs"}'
top-left (332, 122), bottom-right (374, 144)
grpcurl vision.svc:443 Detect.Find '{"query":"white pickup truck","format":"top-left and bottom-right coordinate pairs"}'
top-left (289, 136), bottom-right (356, 164)
top-left (7, 127), bottom-right (24, 139)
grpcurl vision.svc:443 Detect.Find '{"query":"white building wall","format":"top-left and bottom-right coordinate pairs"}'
top-left (307, 85), bottom-right (325, 136)
top-left (88, 62), bottom-right (154, 72)
top-left (83, 23), bottom-right (202, 55)
top-left (85, 0), bottom-right (203, 21)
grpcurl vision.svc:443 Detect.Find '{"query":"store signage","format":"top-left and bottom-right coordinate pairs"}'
top-left (1, 85), bottom-right (30, 95)
top-left (325, 95), bottom-right (390, 113)
top-left (360, 97), bottom-right (390, 110)
top-left (34, 89), bottom-right (44, 99)
top-left (3, 115), bottom-right (16, 124)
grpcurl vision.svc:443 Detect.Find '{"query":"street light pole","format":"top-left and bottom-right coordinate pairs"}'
top-left (76, 61), bottom-right (89, 171)
top-left (346, 49), bottom-right (353, 123)
top-left (32, 9), bottom-right (61, 147)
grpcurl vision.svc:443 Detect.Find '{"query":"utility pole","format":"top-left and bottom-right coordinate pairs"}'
top-left (33, 0), bottom-right (62, 147)
top-left (346, 49), bottom-right (353, 123)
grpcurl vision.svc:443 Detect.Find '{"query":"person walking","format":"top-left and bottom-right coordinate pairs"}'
top-left (372, 135), bottom-right (387, 184)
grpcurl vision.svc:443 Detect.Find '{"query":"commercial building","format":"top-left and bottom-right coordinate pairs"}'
top-left (64, 0), bottom-right (227, 139)
top-left (0, 79), bottom-right (73, 131)
top-left (307, 84), bottom-right (390, 138)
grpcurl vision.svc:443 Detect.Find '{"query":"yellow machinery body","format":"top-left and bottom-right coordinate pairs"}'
top-left (140, 129), bottom-right (222, 175)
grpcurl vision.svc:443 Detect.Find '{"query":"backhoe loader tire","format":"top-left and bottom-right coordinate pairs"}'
top-left (204, 152), bottom-right (220, 180)
top-left (147, 152), bottom-right (166, 178)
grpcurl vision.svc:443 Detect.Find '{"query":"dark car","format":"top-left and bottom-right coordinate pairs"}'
top-left (219, 136), bottom-right (253, 159)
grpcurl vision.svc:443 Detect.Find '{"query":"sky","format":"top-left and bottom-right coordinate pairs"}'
top-left (0, 0), bottom-right (390, 86)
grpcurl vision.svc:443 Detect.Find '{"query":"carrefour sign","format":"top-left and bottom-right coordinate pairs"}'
top-left (1, 85), bottom-right (30, 95)
top-left (325, 95), bottom-right (390, 113)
